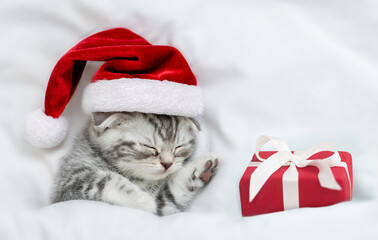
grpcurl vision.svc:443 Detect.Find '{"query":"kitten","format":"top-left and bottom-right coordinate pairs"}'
top-left (52, 112), bottom-right (218, 216)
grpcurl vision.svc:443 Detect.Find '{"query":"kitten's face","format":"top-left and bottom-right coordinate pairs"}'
top-left (90, 112), bottom-right (199, 180)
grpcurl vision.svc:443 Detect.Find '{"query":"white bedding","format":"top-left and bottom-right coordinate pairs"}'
top-left (1, 0), bottom-right (377, 239)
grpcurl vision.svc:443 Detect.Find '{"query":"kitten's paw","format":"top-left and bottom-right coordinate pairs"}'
top-left (125, 190), bottom-right (157, 214)
top-left (188, 153), bottom-right (219, 191)
top-left (138, 196), bottom-right (157, 214)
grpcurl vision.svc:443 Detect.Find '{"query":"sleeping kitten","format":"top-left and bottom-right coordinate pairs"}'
top-left (52, 112), bottom-right (218, 215)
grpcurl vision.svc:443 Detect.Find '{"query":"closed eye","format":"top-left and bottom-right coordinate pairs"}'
top-left (175, 140), bottom-right (195, 151)
top-left (141, 144), bottom-right (158, 156)
top-left (174, 148), bottom-right (192, 158)
top-left (175, 144), bottom-right (184, 150)
top-left (174, 144), bottom-right (193, 158)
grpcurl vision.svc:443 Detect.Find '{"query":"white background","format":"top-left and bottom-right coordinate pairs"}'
top-left (0, 0), bottom-right (377, 239)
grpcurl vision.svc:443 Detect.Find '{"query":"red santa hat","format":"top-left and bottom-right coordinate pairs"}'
top-left (24, 28), bottom-right (204, 148)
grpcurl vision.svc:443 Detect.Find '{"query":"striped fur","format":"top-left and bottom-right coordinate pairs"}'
top-left (52, 112), bottom-right (218, 216)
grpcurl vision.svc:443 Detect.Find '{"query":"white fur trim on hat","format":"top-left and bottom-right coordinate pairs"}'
top-left (82, 78), bottom-right (204, 117)
top-left (24, 108), bottom-right (68, 148)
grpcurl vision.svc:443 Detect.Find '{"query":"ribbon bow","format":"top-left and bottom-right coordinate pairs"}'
top-left (249, 136), bottom-right (349, 210)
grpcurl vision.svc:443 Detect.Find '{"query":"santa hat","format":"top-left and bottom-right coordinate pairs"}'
top-left (24, 28), bottom-right (204, 148)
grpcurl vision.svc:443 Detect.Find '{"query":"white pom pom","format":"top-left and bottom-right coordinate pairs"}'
top-left (24, 108), bottom-right (68, 148)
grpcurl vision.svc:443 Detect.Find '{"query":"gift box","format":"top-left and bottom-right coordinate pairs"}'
top-left (239, 136), bottom-right (353, 216)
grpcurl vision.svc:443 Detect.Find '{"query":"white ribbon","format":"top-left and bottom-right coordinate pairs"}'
top-left (249, 136), bottom-right (351, 210)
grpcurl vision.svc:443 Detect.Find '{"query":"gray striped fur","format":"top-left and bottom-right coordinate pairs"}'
top-left (52, 112), bottom-right (218, 216)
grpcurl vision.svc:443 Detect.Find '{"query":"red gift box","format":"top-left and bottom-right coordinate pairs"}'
top-left (239, 136), bottom-right (353, 217)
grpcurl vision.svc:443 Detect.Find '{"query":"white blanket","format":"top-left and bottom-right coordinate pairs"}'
top-left (1, 0), bottom-right (377, 239)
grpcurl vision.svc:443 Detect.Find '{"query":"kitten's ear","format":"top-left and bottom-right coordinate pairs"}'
top-left (188, 118), bottom-right (201, 132)
top-left (91, 112), bottom-right (129, 134)
top-left (92, 112), bottom-right (113, 126)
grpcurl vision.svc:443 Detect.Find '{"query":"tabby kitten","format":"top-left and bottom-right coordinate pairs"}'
top-left (52, 112), bottom-right (218, 216)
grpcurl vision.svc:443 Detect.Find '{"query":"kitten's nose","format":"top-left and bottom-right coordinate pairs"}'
top-left (161, 162), bottom-right (172, 170)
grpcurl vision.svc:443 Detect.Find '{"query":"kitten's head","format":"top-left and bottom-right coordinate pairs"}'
top-left (89, 112), bottom-right (200, 180)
